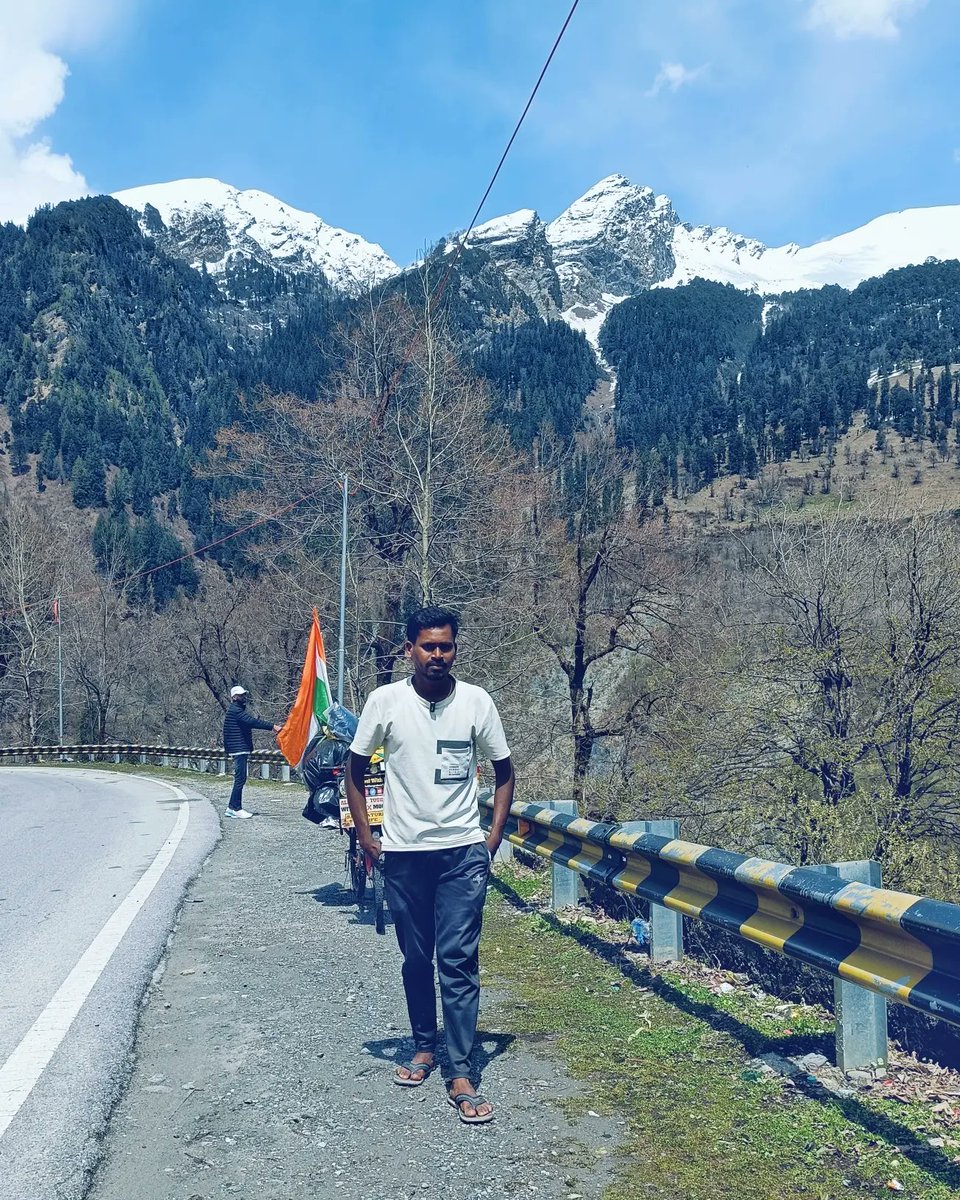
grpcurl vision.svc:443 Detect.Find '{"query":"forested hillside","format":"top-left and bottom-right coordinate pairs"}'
top-left (603, 263), bottom-right (960, 502)
top-left (0, 198), bottom-right (599, 595)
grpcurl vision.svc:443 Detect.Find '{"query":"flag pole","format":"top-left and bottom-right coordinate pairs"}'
top-left (56, 595), bottom-right (63, 745)
top-left (337, 473), bottom-right (348, 705)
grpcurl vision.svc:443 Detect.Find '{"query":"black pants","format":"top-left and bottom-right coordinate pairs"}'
top-left (383, 842), bottom-right (490, 1081)
top-left (228, 753), bottom-right (249, 810)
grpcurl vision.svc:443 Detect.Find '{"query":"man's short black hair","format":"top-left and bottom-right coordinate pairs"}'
top-left (406, 605), bottom-right (460, 643)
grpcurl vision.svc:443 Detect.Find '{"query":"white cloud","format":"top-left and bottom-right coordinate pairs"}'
top-left (0, 2), bottom-right (127, 225)
top-left (645, 61), bottom-right (707, 99)
top-left (805, 0), bottom-right (925, 40)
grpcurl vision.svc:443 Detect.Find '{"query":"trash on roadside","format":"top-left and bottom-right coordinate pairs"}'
top-left (630, 917), bottom-right (650, 946)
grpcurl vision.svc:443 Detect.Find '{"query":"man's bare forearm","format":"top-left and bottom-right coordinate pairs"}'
top-left (345, 752), bottom-right (378, 853)
top-left (486, 757), bottom-right (515, 853)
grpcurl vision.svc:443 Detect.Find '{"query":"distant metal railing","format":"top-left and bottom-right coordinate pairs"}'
top-left (0, 743), bottom-right (292, 781)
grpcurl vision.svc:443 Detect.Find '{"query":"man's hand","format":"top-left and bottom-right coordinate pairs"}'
top-left (273, 724), bottom-right (283, 733)
top-left (359, 833), bottom-right (382, 861)
top-left (484, 834), bottom-right (501, 860)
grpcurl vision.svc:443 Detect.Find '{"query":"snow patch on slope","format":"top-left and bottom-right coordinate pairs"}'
top-left (468, 209), bottom-right (539, 247)
top-left (666, 207), bottom-right (960, 294)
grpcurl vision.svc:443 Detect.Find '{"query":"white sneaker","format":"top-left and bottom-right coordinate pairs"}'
top-left (225, 808), bottom-right (253, 820)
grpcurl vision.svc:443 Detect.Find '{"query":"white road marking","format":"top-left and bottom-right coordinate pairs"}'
top-left (0, 797), bottom-right (190, 1140)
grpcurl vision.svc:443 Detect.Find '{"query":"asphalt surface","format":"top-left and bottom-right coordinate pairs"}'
top-left (0, 768), bottom-right (219, 1200)
top-left (87, 776), bottom-right (619, 1200)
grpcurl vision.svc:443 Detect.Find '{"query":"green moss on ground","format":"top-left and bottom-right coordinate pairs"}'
top-left (482, 867), bottom-right (960, 1200)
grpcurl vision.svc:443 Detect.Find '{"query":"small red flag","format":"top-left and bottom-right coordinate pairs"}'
top-left (52, 598), bottom-right (60, 625)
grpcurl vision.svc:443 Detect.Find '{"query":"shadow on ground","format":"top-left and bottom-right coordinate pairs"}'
top-left (293, 881), bottom-right (392, 930)
top-left (362, 1032), bottom-right (517, 1085)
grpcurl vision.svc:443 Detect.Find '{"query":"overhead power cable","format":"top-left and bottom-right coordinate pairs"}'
top-left (428, 0), bottom-right (582, 314)
top-left (3, 0), bottom-right (582, 621)
top-left (376, 0), bottom-right (582, 416)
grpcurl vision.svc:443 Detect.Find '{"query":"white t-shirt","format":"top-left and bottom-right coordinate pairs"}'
top-left (349, 677), bottom-right (510, 852)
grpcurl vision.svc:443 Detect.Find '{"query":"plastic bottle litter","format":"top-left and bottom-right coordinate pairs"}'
top-left (630, 917), bottom-right (650, 946)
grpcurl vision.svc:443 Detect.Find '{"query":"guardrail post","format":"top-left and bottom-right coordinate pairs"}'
top-left (199, 758), bottom-right (209, 773)
top-left (218, 758), bottom-right (227, 775)
top-left (547, 799), bottom-right (580, 910)
top-left (112, 752), bottom-right (120, 763)
top-left (824, 859), bottom-right (888, 1071)
top-left (179, 756), bottom-right (188, 770)
top-left (620, 820), bottom-right (684, 960)
top-left (281, 764), bottom-right (290, 783)
top-left (161, 754), bottom-right (170, 767)
top-left (259, 762), bottom-right (270, 781)
top-left (138, 752), bottom-right (147, 765)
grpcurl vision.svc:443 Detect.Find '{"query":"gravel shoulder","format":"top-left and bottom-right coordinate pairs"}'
top-left (86, 777), bottom-right (618, 1200)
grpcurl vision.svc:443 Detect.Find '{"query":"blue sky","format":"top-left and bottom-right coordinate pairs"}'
top-left (1, 0), bottom-right (957, 263)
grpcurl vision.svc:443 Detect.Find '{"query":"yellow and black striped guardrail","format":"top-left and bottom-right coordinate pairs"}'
top-left (480, 797), bottom-right (960, 1028)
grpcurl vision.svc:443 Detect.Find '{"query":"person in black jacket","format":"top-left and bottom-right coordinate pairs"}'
top-left (222, 686), bottom-right (282, 819)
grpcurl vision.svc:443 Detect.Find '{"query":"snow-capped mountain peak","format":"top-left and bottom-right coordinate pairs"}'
top-left (113, 178), bottom-right (399, 296)
top-left (545, 175), bottom-right (678, 314)
top-left (470, 176), bottom-right (960, 347)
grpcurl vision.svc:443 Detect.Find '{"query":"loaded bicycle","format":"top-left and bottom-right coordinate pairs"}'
top-left (299, 716), bottom-right (387, 934)
top-left (338, 755), bottom-right (386, 934)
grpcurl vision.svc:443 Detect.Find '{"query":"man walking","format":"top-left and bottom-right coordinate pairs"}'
top-left (346, 606), bottom-right (515, 1124)
top-left (222, 686), bottom-right (282, 819)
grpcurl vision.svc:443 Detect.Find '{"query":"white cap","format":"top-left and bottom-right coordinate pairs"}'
top-left (230, 686), bottom-right (248, 698)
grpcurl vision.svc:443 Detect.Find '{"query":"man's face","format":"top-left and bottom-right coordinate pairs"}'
top-left (407, 625), bottom-right (457, 683)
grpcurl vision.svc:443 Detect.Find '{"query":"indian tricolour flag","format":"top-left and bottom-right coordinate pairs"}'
top-left (278, 608), bottom-right (333, 767)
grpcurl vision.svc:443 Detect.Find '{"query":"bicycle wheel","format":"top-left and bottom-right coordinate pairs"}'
top-left (372, 863), bottom-right (386, 934)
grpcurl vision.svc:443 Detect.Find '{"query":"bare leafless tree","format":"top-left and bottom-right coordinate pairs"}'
top-left (207, 285), bottom-right (528, 694)
top-left (525, 436), bottom-right (684, 814)
top-left (0, 488), bottom-right (67, 741)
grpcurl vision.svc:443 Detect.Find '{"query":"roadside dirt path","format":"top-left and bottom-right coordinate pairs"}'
top-left (86, 780), bottom-right (617, 1200)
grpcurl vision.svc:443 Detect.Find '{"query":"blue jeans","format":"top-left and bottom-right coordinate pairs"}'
top-left (228, 753), bottom-right (249, 810)
top-left (383, 841), bottom-right (491, 1080)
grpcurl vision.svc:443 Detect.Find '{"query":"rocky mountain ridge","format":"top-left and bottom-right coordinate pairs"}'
top-left (113, 174), bottom-right (960, 347)
top-left (113, 179), bottom-right (398, 299)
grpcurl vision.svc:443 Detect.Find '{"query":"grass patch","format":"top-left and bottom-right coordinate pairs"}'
top-left (482, 874), bottom-right (960, 1200)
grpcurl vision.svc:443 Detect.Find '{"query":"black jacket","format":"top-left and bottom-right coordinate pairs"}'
top-left (223, 700), bottom-right (274, 754)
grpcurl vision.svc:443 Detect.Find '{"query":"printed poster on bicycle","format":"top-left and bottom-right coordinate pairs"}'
top-left (339, 757), bottom-right (385, 829)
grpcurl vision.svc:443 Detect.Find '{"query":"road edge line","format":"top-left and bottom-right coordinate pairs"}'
top-left (0, 800), bottom-right (191, 1139)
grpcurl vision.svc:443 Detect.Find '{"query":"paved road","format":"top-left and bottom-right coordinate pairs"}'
top-left (0, 768), bottom-right (219, 1200)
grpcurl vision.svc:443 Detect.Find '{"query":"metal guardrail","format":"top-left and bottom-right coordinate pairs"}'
top-left (0, 743), bottom-right (291, 779)
top-left (479, 797), bottom-right (960, 1031)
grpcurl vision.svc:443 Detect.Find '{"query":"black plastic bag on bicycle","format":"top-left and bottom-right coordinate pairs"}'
top-left (300, 734), bottom-right (349, 793)
top-left (302, 780), bottom-right (340, 825)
